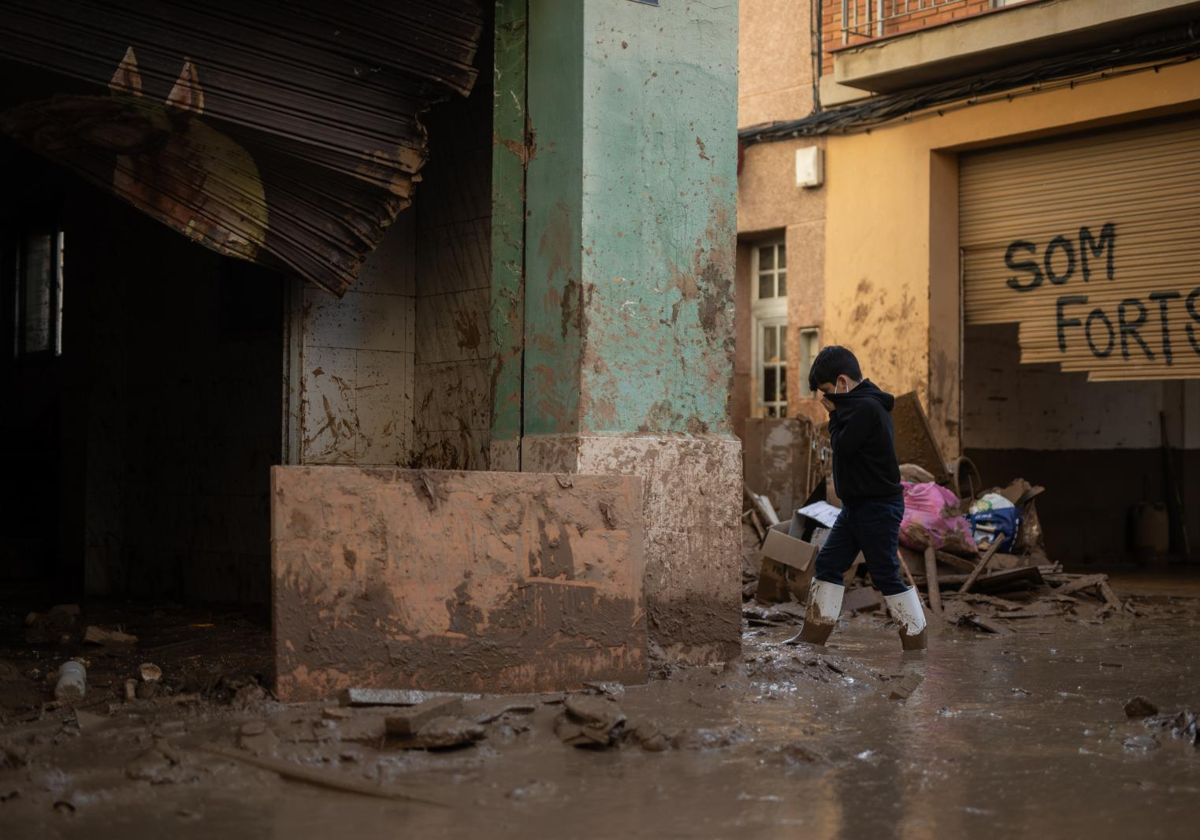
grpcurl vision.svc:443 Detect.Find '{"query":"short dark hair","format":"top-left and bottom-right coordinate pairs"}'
top-left (808, 345), bottom-right (862, 392)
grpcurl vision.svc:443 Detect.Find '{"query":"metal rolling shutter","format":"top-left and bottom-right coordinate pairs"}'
top-left (960, 116), bottom-right (1200, 381)
top-left (0, 0), bottom-right (483, 297)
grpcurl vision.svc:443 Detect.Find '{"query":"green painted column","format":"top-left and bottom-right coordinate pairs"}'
top-left (519, 0), bottom-right (739, 441)
top-left (490, 0), bottom-right (742, 664)
top-left (489, 0), bottom-right (530, 470)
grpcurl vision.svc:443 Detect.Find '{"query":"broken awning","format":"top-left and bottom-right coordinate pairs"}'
top-left (0, 0), bottom-right (483, 296)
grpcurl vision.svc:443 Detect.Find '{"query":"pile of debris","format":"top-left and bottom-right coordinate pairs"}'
top-left (740, 391), bottom-right (1139, 636)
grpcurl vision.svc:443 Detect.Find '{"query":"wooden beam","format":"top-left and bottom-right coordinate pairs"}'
top-left (923, 546), bottom-right (942, 614)
top-left (960, 538), bottom-right (1004, 596)
top-left (935, 550), bottom-right (977, 573)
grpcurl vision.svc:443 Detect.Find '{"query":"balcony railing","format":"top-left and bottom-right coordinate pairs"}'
top-left (840, 0), bottom-right (988, 42)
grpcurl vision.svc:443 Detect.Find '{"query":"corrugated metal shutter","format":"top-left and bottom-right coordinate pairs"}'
top-left (961, 117), bottom-right (1200, 381)
top-left (0, 0), bottom-right (483, 296)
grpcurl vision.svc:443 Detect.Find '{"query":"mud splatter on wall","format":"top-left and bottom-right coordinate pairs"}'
top-left (507, 1), bottom-right (743, 664)
top-left (519, 0), bottom-right (738, 437)
top-left (826, 276), bottom-right (925, 401)
top-left (297, 214), bottom-right (417, 468)
top-left (294, 22), bottom-right (495, 473)
top-left (272, 466), bottom-right (646, 700)
top-left (413, 29), bottom-right (495, 471)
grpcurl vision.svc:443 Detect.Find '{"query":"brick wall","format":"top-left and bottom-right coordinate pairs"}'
top-left (821, 0), bottom-right (997, 75)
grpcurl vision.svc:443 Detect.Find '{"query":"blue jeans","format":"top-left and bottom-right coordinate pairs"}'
top-left (813, 496), bottom-right (907, 597)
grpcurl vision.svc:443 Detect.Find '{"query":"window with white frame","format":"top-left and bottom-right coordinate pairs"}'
top-left (752, 240), bottom-right (787, 418)
top-left (798, 327), bottom-right (820, 393)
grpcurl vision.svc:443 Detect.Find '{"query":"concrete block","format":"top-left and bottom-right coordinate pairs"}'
top-left (384, 696), bottom-right (464, 736)
top-left (272, 466), bottom-right (646, 701)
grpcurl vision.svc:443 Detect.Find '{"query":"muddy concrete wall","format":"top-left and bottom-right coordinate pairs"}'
top-left (574, 436), bottom-right (742, 665)
top-left (733, 242), bottom-right (754, 440)
top-left (271, 466), bottom-right (646, 701)
top-left (289, 24), bottom-right (494, 474)
top-left (488, 0), bottom-right (528, 470)
top-left (743, 418), bottom-right (823, 519)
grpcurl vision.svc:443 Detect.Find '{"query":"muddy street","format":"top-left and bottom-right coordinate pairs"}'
top-left (2, 583), bottom-right (1197, 840)
top-left (2, 1), bottom-right (1200, 838)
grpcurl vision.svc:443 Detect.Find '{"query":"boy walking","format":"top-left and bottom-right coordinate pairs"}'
top-left (785, 346), bottom-right (927, 650)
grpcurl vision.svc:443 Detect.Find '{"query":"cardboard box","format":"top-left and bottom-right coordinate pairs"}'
top-left (755, 516), bottom-right (818, 604)
top-left (754, 507), bottom-right (872, 604)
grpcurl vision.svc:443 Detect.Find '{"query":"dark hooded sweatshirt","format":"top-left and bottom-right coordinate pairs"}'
top-left (825, 379), bottom-right (902, 503)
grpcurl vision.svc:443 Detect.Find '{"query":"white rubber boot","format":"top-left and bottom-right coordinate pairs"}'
top-left (884, 586), bottom-right (928, 651)
top-left (784, 580), bottom-right (844, 646)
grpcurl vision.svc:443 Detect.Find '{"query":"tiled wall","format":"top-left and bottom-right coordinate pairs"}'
top-left (298, 212), bottom-right (417, 467)
top-left (291, 24), bottom-right (494, 473)
top-left (411, 38), bottom-right (495, 471)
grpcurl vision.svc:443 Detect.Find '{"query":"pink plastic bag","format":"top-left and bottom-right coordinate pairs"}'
top-left (899, 482), bottom-right (977, 555)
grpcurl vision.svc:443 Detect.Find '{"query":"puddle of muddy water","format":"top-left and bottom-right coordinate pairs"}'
top-left (1, 605), bottom-right (1198, 840)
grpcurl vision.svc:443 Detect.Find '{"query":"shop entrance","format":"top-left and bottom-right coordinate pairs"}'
top-left (959, 116), bottom-right (1199, 569)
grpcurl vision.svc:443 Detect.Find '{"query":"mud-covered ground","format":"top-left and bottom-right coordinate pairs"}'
top-left (1, 582), bottom-right (1198, 840)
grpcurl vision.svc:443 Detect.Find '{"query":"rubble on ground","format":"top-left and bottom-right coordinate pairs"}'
top-left (555, 693), bottom-right (627, 747)
top-left (1143, 709), bottom-right (1200, 746)
top-left (1125, 696), bottom-right (1159, 718)
top-left (83, 626), bottom-right (138, 646)
top-left (739, 393), bottom-right (1155, 639)
top-left (394, 716), bottom-right (486, 750)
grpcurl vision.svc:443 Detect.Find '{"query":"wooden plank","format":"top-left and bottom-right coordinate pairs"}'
top-left (1097, 581), bottom-right (1124, 610)
top-left (959, 538), bottom-right (1003, 595)
top-left (744, 483), bottom-right (780, 526)
top-left (1054, 573), bottom-right (1110, 596)
top-left (935, 550), bottom-right (978, 573)
top-left (888, 673), bottom-right (924, 700)
top-left (962, 614), bottom-right (1014, 636)
top-left (201, 747), bottom-right (450, 806)
top-left (970, 566), bottom-right (1044, 593)
top-left (897, 550), bottom-right (917, 589)
top-left (923, 546), bottom-right (942, 615)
